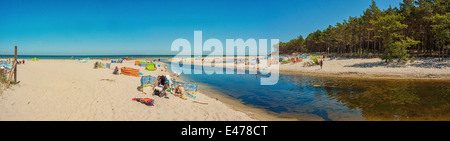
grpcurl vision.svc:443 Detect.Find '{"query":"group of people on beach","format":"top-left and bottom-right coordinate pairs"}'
top-left (2, 59), bottom-right (25, 65)
top-left (107, 59), bottom-right (188, 101)
top-left (16, 59), bottom-right (25, 65)
top-left (94, 62), bottom-right (111, 69)
top-left (0, 59), bottom-right (25, 74)
top-left (153, 75), bottom-right (188, 100)
top-left (301, 54), bottom-right (327, 69)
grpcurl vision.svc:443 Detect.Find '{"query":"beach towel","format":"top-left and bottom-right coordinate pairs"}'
top-left (0, 63), bottom-right (12, 68)
top-left (132, 98), bottom-right (155, 106)
top-left (121, 67), bottom-right (140, 77)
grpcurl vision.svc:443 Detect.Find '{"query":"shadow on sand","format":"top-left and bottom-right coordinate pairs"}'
top-left (344, 58), bottom-right (449, 69)
top-left (344, 61), bottom-right (406, 68)
top-left (409, 58), bottom-right (450, 69)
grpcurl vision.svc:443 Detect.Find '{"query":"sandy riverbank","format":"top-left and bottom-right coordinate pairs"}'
top-left (170, 57), bottom-right (450, 80)
top-left (2, 57), bottom-right (448, 121)
top-left (0, 59), bottom-right (256, 121)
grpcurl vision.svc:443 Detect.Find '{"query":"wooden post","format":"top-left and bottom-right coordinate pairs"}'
top-left (14, 46), bottom-right (17, 84)
top-left (6, 62), bottom-right (16, 88)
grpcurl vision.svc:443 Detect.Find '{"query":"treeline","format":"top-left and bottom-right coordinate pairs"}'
top-left (279, 0), bottom-right (449, 62)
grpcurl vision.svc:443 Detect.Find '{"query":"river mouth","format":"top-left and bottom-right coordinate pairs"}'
top-left (165, 61), bottom-right (450, 121)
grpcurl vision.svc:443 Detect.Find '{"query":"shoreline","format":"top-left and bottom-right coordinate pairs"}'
top-left (168, 57), bottom-right (450, 80)
top-left (191, 82), bottom-right (297, 121)
top-left (279, 69), bottom-right (450, 80)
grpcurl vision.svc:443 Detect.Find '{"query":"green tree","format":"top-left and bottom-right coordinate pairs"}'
top-left (279, 35), bottom-right (306, 54)
top-left (295, 0), bottom-right (448, 59)
top-left (366, 0), bottom-right (382, 54)
top-left (393, 37), bottom-right (421, 62)
top-left (415, 0), bottom-right (434, 56)
top-left (373, 12), bottom-right (408, 62)
top-left (427, 12), bottom-right (450, 61)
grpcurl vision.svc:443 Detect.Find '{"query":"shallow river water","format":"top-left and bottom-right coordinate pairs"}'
top-left (167, 61), bottom-right (450, 121)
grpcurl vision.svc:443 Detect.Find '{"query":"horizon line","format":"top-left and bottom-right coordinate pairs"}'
top-left (0, 54), bottom-right (177, 56)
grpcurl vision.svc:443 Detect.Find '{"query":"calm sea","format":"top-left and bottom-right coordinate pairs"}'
top-left (0, 55), bottom-right (262, 59)
top-left (0, 55), bottom-right (253, 59)
top-left (0, 55), bottom-right (175, 59)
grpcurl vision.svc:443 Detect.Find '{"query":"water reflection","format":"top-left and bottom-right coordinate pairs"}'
top-left (326, 79), bottom-right (450, 121)
top-left (167, 62), bottom-right (450, 121)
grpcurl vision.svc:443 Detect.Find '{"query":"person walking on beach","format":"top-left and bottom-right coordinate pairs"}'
top-left (319, 59), bottom-right (323, 69)
top-left (94, 62), bottom-right (98, 69)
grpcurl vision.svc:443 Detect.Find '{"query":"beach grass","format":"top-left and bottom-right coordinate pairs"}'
top-left (0, 72), bottom-right (5, 95)
top-left (0, 72), bottom-right (6, 84)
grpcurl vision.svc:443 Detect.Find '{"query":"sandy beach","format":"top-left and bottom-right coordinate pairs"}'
top-left (0, 59), bottom-right (255, 121)
top-left (1, 57), bottom-right (449, 121)
top-left (174, 57), bottom-right (450, 80)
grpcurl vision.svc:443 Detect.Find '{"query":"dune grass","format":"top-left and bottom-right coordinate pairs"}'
top-left (0, 72), bottom-right (5, 95)
top-left (0, 72), bottom-right (6, 84)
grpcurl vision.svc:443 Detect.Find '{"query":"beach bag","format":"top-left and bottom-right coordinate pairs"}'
top-left (153, 86), bottom-right (167, 98)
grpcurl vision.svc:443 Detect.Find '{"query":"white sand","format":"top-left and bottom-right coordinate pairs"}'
top-left (0, 59), bottom-right (255, 121)
top-left (276, 58), bottom-right (450, 77)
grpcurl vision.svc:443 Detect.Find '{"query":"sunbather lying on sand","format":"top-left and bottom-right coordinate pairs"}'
top-left (173, 84), bottom-right (187, 100)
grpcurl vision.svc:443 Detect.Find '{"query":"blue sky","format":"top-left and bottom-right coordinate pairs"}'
top-left (0, 0), bottom-right (402, 55)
